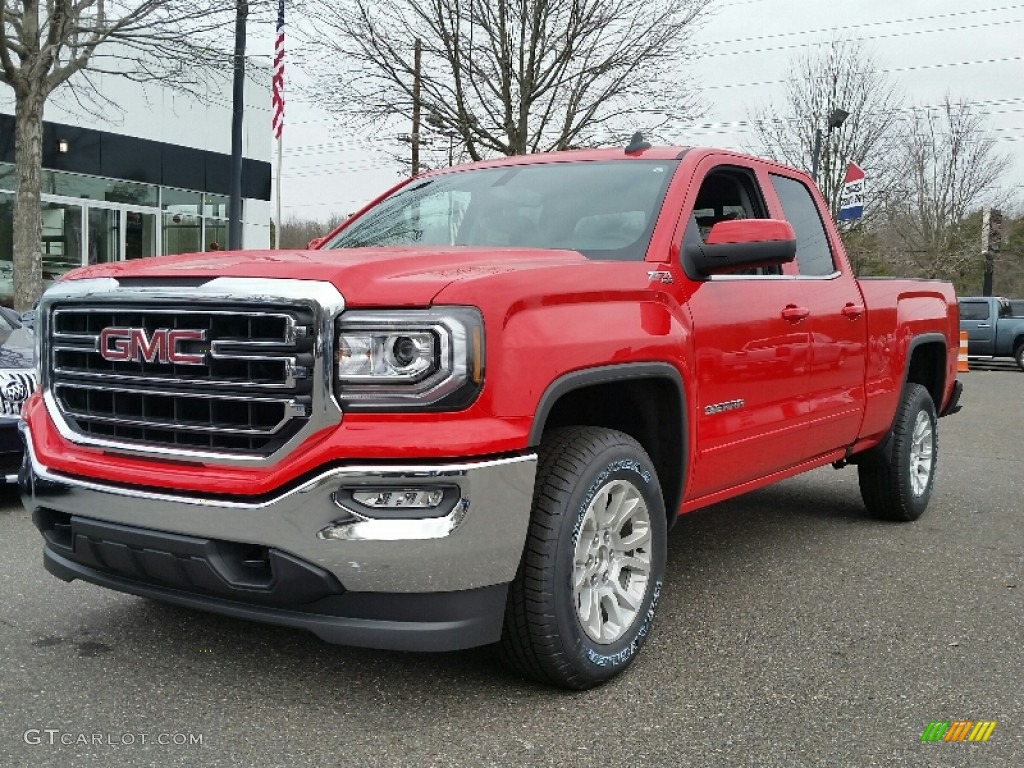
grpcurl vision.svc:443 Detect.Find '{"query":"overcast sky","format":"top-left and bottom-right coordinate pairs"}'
top-left (274, 0), bottom-right (1024, 222)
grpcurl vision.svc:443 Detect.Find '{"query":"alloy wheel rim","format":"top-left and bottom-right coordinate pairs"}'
top-left (909, 410), bottom-right (934, 497)
top-left (573, 479), bottom-right (652, 645)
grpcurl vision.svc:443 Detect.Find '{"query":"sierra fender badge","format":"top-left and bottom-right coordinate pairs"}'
top-left (704, 399), bottom-right (745, 416)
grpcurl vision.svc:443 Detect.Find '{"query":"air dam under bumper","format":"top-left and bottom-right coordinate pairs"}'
top-left (20, 427), bottom-right (538, 651)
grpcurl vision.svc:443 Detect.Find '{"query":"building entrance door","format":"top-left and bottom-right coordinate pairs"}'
top-left (85, 205), bottom-right (160, 265)
top-left (87, 207), bottom-right (120, 265)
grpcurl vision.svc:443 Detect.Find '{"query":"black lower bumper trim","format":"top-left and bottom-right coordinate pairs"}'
top-left (43, 546), bottom-right (508, 652)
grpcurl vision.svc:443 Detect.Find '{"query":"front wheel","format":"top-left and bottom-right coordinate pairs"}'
top-left (1014, 342), bottom-right (1024, 372)
top-left (500, 427), bottom-right (667, 689)
top-left (857, 383), bottom-right (938, 521)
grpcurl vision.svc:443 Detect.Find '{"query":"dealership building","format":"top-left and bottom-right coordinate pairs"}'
top-left (0, 69), bottom-right (271, 306)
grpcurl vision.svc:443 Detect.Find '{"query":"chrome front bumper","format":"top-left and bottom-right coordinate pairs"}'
top-left (19, 426), bottom-right (537, 594)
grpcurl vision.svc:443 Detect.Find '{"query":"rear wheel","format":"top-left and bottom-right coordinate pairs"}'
top-left (500, 427), bottom-right (667, 689)
top-left (857, 383), bottom-right (937, 521)
top-left (1014, 342), bottom-right (1024, 372)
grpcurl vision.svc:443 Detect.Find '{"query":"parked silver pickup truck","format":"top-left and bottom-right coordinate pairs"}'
top-left (959, 296), bottom-right (1024, 370)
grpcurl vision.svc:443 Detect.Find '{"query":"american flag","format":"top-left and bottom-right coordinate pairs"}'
top-left (272, 0), bottom-right (285, 139)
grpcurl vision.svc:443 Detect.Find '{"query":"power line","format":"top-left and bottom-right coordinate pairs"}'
top-left (705, 55), bottom-right (1024, 90)
top-left (703, 3), bottom-right (1024, 47)
top-left (703, 17), bottom-right (1024, 60)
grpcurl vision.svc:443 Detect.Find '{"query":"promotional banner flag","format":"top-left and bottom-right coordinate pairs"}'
top-left (838, 162), bottom-right (865, 221)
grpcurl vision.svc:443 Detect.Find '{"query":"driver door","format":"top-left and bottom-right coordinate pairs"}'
top-left (680, 161), bottom-right (810, 499)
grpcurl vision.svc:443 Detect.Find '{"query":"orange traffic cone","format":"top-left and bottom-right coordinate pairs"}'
top-left (957, 331), bottom-right (969, 373)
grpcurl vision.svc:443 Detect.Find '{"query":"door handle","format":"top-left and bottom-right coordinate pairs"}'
top-left (781, 305), bottom-right (810, 322)
top-left (841, 303), bottom-right (865, 319)
top-left (977, 323), bottom-right (990, 328)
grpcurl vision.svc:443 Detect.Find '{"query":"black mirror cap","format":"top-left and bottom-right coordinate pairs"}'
top-left (684, 239), bottom-right (796, 278)
top-left (682, 218), bottom-right (797, 279)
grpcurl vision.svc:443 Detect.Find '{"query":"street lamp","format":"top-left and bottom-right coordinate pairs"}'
top-left (811, 108), bottom-right (849, 183)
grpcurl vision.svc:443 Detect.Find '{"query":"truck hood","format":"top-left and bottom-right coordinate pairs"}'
top-left (64, 247), bottom-right (587, 306)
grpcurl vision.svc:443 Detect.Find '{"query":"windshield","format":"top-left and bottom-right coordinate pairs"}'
top-left (324, 160), bottom-right (679, 261)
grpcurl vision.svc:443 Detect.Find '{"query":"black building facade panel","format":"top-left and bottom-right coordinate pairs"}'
top-left (242, 159), bottom-right (272, 201)
top-left (43, 124), bottom-right (102, 176)
top-left (204, 152), bottom-right (232, 196)
top-left (162, 144), bottom-right (205, 192)
top-left (100, 134), bottom-right (162, 185)
top-left (0, 115), bottom-right (271, 201)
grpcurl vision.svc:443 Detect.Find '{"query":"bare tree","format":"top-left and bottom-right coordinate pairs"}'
top-left (747, 39), bottom-right (903, 221)
top-left (0, 0), bottom-right (250, 310)
top-left (881, 97), bottom-right (1009, 283)
top-left (304, 0), bottom-right (712, 163)
top-left (278, 212), bottom-right (346, 249)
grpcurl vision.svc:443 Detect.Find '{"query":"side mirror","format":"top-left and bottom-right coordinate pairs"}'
top-left (307, 236), bottom-right (325, 249)
top-left (684, 218), bottom-right (796, 278)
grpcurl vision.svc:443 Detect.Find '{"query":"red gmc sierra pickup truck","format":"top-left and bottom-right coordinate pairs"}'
top-left (20, 140), bottom-right (962, 689)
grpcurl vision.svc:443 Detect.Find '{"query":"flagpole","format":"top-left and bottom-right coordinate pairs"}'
top-left (275, 135), bottom-right (282, 249)
top-left (272, 0), bottom-right (285, 248)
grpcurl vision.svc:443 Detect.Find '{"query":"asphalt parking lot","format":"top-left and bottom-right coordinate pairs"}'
top-left (1, 369), bottom-right (1021, 767)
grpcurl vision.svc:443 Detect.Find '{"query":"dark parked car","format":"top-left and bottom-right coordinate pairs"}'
top-left (0, 310), bottom-right (36, 481)
top-left (958, 296), bottom-right (1024, 370)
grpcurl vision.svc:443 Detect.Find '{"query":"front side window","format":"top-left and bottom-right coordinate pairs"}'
top-left (958, 301), bottom-right (989, 321)
top-left (325, 160), bottom-right (679, 261)
top-left (770, 174), bottom-right (835, 277)
top-left (681, 166), bottom-right (779, 276)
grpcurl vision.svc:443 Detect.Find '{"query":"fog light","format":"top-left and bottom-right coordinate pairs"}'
top-left (352, 488), bottom-right (445, 509)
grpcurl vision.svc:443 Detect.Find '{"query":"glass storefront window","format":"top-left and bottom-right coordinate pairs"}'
top-left (42, 201), bottom-right (83, 280)
top-left (163, 211), bottom-right (201, 255)
top-left (162, 188), bottom-right (202, 256)
top-left (125, 211), bottom-right (158, 260)
top-left (0, 163), bottom-right (14, 192)
top-left (86, 207), bottom-right (122, 265)
top-left (0, 192), bottom-right (13, 306)
top-left (0, 162), bottom-right (246, 276)
top-left (204, 219), bottom-right (227, 252)
top-left (203, 194), bottom-right (229, 219)
top-left (44, 171), bottom-right (158, 207)
top-left (202, 193), bottom-right (229, 252)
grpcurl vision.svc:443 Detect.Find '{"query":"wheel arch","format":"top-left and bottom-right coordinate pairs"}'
top-left (529, 363), bottom-right (687, 526)
top-left (903, 333), bottom-right (947, 410)
top-left (857, 333), bottom-right (946, 465)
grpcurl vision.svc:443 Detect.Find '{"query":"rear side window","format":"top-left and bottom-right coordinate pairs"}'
top-left (958, 302), bottom-right (989, 321)
top-left (769, 174), bottom-right (835, 276)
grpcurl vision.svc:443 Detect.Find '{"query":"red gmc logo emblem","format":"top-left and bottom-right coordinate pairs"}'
top-left (98, 327), bottom-right (208, 365)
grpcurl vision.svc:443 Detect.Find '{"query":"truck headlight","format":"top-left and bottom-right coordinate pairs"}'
top-left (334, 308), bottom-right (484, 410)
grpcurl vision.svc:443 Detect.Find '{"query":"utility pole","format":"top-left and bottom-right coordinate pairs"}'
top-left (411, 38), bottom-right (422, 175)
top-left (982, 208), bottom-right (1002, 297)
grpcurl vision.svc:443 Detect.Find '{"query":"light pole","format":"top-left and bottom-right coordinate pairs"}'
top-left (811, 108), bottom-right (849, 184)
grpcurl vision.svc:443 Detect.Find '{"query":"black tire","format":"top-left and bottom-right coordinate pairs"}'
top-left (857, 383), bottom-right (938, 522)
top-left (500, 427), bottom-right (667, 689)
top-left (1014, 342), bottom-right (1024, 372)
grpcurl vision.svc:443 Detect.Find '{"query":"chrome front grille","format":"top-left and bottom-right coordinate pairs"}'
top-left (48, 303), bottom-right (316, 455)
